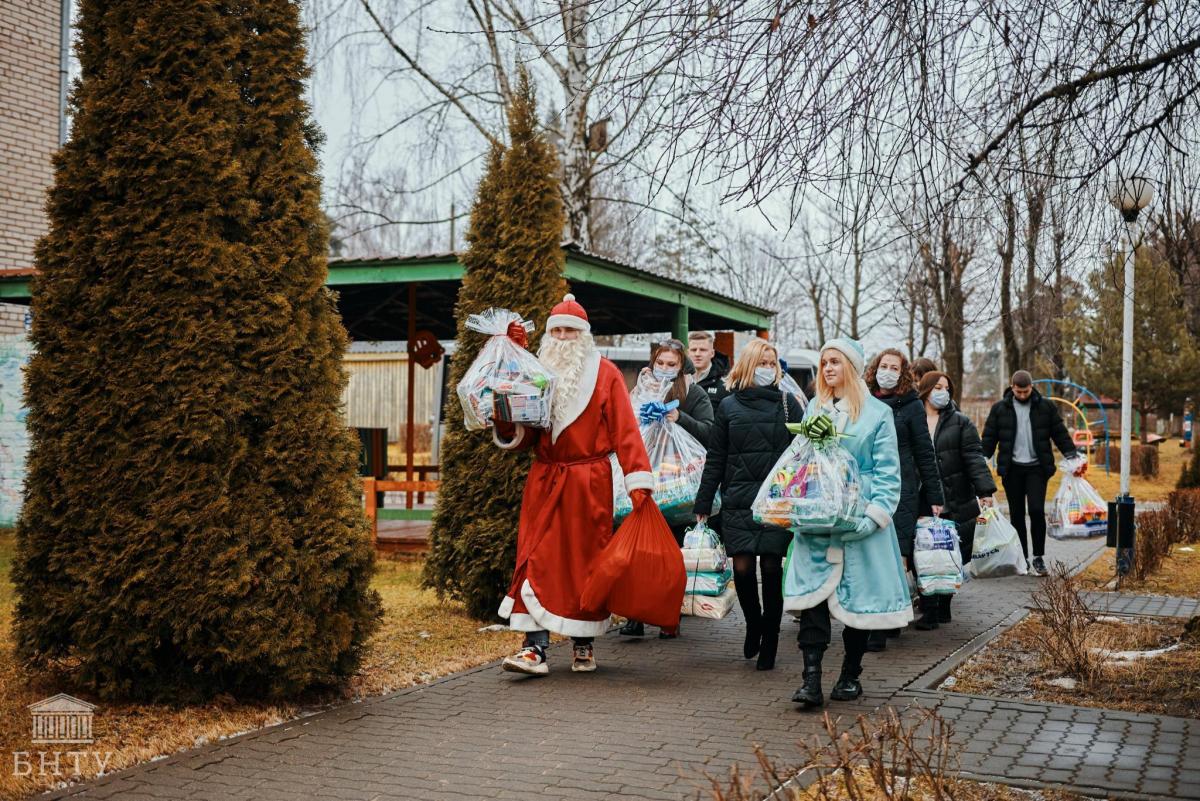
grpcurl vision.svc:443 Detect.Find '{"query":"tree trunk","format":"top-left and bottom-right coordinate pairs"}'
top-left (560, 2), bottom-right (592, 247)
top-left (1022, 185), bottom-right (1045, 367)
top-left (1050, 215), bottom-right (1067, 380)
top-left (999, 192), bottom-right (1021, 376)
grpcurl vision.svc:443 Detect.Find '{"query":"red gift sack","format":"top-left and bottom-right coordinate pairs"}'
top-left (580, 497), bottom-right (686, 629)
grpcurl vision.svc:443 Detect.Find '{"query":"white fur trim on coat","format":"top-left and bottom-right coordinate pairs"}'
top-left (624, 471), bottom-right (654, 493)
top-left (828, 591), bottom-right (915, 630)
top-left (551, 349), bottom-right (601, 444)
top-left (783, 561), bottom-right (844, 614)
top-left (865, 502), bottom-right (892, 530)
top-left (495, 579), bottom-right (611, 637)
top-left (492, 423), bottom-right (527, 450)
top-left (546, 314), bottom-right (591, 332)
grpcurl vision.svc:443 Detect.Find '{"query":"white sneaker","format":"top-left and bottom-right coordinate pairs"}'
top-left (1031, 557), bottom-right (1048, 577)
top-left (502, 646), bottom-right (548, 675)
top-left (571, 643), bottom-right (597, 673)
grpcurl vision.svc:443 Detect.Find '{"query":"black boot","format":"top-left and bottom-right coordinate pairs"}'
top-left (830, 645), bottom-right (864, 701)
top-left (791, 647), bottom-right (824, 708)
top-left (865, 630), bottom-right (887, 652)
top-left (937, 595), bottom-right (952, 624)
top-left (756, 630), bottom-right (778, 671)
top-left (885, 627), bottom-right (901, 639)
top-left (659, 619), bottom-right (680, 639)
top-left (619, 620), bottom-right (645, 637)
top-left (743, 615), bottom-right (762, 659)
top-left (913, 597), bottom-right (939, 630)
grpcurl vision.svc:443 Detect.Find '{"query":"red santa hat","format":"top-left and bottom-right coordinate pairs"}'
top-left (546, 293), bottom-right (591, 332)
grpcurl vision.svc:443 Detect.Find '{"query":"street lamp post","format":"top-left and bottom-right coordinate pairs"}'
top-left (1108, 176), bottom-right (1153, 581)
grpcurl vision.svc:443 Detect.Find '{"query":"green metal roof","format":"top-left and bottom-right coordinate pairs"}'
top-left (0, 246), bottom-right (776, 338)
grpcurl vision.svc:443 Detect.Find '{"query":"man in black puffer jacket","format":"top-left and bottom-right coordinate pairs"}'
top-left (689, 331), bottom-right (731, 408)
top-left (981, 370), bottom-right (1078, 577)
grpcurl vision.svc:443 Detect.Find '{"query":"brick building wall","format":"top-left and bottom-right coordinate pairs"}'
top-left (0, 302), bottom-right (28, 335)
top-left (1, 0), bottom-right (64, 272)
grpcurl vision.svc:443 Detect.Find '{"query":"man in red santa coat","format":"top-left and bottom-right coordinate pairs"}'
top-left (494, 293), bottom-right (653, 675)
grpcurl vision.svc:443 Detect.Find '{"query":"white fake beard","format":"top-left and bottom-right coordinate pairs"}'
top-left (538, 330), bottom-right (595, 430)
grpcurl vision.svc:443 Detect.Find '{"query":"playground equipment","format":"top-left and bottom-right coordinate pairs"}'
top-left (1033, 379), bottom-right (1111, 476)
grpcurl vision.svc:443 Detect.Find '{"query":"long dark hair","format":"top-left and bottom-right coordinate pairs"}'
top-left (865, 348), bottom-right (916, 397)
top-left (649, 339), bottom-right (690, 405)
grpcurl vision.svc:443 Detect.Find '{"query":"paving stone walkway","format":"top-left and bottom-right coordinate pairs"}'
top-left (47, 535), bottom-right (1199, 801)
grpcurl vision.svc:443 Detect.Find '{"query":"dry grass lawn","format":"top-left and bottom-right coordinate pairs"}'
top-left (1078, 544), bottom-right (1200, 595)
top-left (787, 766), bottom-right (1093, 801)
top-left (950, 613), bottom-right (1200, 719)
top-left (0, 534), bottom-right (521, 800)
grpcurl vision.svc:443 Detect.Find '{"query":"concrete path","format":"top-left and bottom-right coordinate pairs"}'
top-left (47, 535), bottom-right (1200, 801)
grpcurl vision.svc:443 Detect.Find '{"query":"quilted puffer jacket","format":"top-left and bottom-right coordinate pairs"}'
top-left (694, 385), bottom-right (805, 556)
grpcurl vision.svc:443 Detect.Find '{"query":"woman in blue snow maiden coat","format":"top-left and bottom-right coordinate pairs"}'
top-left (783, 338), bottom-right (912, 709)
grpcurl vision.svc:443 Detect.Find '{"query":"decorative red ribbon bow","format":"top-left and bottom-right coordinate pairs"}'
top-left (506, 321), bottom-right (528, 349)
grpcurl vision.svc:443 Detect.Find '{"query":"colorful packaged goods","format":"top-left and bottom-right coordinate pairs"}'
top-left (680, 523), bottom-right (732, 597)
top-left (1049, 456), bottom-right (1107, 539)
top-left (913, 516), bottom-right (963, 595)
top-left (681, 585), bottom-right (737, 619)
top-left (751, 415), bottom-right (862, 533)
top-left (969, 508), bottom-right (1028, 578)
top-left (612, 374), bottom-right (718, 525)
top-left (455, 308), bottom-right (557, 431)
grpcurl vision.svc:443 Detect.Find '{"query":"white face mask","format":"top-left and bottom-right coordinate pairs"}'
top-left (652, 367), bottom-right (679, 382)
top-left (930, 389), bottom-right (952, 409)
top-left (876, 369), bottom-right (900, 390)
top-left (753, 367), bottom-right (777, 387)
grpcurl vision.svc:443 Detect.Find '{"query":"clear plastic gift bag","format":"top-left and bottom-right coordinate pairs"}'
top-left (778, 372), bottom-right (809, 412)
top-left (914, 516), bottom-right (963, 595)
top-left (455, 308), bottom-right (557, 431)
top-left (613, 378), bottom-right (719, 525)
top-left (1049, 457), bottom-right (1107, 539)
top-left (969, 507), bottom-right (1028, 578)
top-left (680, 522), bottom-right (730, 595)
top-left (751, 415), bottom-right (862, 533)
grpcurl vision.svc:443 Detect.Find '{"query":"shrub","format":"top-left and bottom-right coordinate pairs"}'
top-left (1133, 445), bottom-right (1160, 477)
top-left (1030, 564), bottom-right (1102, 683)
top-left (1178, 444), bottom-right (1200, 489)
top-left (13, 0), bottom-right (380, 700)
top-left (423, 69), bottom-right (569, 618)
top-left (1168, 489), bottom-right (1200, 542)
top-left (1132, 510), bottom-right (1174, 582)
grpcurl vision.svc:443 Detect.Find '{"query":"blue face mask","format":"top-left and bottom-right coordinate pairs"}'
top-left (930, 389), bottom-right (952, 409)
top-left (653, 367), bottom-right (679, 382)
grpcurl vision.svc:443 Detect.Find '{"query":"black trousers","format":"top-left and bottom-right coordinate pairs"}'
top-left (796, 600), bottom-right (870, 656)
top-left (1002, 463), bottom-right (1048, 558)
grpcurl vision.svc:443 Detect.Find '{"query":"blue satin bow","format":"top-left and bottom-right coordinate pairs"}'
top-left (638, 399), bottom-right (679, 424)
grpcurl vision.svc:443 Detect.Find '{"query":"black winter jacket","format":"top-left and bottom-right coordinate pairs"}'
top-left (675, 383), bottom-right (714, 448)
top-left (876, 390), bottom-right (944, 555)
top-left (696, 352), bottom-right (731, 409)
top-left (927, 404), bottom-right (997, 524)
top-left (981, 388), bottom-right (1077, 478)
top-left (694, 385), bottom-right (805, 556)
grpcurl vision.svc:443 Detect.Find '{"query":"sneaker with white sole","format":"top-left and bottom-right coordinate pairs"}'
top-left (571, 643), bottom-right (597, 673)
top-left (1031, 556), bottom-right (1048, 577)
top-left (502, 645), bottom-right (548, 675)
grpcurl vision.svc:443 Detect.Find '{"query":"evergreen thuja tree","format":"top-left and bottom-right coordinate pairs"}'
top-left (425, 69), bottom-right (568, 618)
top-left (13, 0), bottom-right (380, 700)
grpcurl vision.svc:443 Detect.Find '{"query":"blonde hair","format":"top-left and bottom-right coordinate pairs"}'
top-left (816, 346), bottom-right (867, 422)
top-left (725, 339), bottom-right (781, 391)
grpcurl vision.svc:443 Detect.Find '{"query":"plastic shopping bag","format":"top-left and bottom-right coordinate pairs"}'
top-left (914, 516), bottom-right (963, 595)
top-left (455, 308), bottom-right (557, 430)
top-left (678, 522), bottom-right (731, 596)
top-left (681, 585), bottom-right (737, 618)
top-left (969, 507), bottom-right (1028, 578)
top-left (581, 498), bottom-right (686, 629)
top-left (1049, 458), bottom-right (1107, 539)
top-left (613, 376), bottom-right (719, 525)
top-left (751, 415), bottom-right (862, 533)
